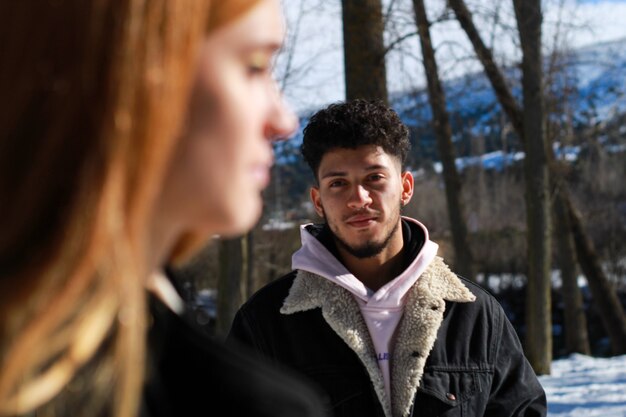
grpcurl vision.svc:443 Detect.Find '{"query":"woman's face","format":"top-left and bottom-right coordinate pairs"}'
top-left (160, 0), bottom-right (297, 242)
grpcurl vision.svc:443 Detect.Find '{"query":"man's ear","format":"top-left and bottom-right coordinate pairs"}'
top-left (400, 171), bottom-right (414, 206)
top-left (310, 186), bottom-right (325, 218)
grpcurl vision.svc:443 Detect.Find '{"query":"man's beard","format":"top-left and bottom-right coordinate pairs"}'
top-left (327, 203), bottom-right (402, 259)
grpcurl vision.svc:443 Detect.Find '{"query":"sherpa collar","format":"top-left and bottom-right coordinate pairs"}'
top-left (280, 256), bottom-right (476, 417)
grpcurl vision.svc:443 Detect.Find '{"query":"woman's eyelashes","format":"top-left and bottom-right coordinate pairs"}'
top-left (247, 52), bottom-right (272, 76)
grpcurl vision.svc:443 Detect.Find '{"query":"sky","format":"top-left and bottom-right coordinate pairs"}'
top-left (539, 353), bottom-right (626, 416)
top-left (277, 0), bottom-right (626, 114)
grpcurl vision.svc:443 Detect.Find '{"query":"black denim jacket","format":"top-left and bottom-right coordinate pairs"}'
top-left (228, 271), bottom-right (547, 417)
top-left (141, 293), bottom-right (331, 417)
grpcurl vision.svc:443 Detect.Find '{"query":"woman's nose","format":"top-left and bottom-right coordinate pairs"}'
top-left (265, 82), bottom-right (299, 142)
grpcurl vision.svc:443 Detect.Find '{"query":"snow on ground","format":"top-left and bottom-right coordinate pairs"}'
top-left (539, 354), bottom-right (626, 416)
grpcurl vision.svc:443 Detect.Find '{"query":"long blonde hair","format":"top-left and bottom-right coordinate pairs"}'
top-left (0, 0), bottom-right (261, 416)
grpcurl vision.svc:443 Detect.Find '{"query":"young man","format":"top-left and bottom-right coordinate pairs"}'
top-left (227, 99), bottom-right (547, 417)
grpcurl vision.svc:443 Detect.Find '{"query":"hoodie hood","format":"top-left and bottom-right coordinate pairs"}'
top-left (291, 216), bottom-right (439, 307)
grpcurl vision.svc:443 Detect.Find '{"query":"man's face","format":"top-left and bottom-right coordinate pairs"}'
top-left (310, 145), bottom-right (414, 258)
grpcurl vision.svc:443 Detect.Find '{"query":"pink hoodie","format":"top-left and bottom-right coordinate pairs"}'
top-left (291, 216), bottom-right (438, 407)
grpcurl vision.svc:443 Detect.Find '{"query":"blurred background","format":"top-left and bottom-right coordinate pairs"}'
top-left (171, 0), bottom-right (626, 377)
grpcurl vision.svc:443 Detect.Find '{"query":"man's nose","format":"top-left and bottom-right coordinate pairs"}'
top-left (347, 185), bottom-right (372, 209)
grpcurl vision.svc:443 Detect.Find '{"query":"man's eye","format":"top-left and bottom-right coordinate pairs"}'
top-left (329, 180), bottom-right (345, 188)
top-left (369, 174), bottom-right (384, 181)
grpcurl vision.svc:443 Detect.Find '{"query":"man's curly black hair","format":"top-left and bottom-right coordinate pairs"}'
top-left (300, 99), bottom-right (410, 179)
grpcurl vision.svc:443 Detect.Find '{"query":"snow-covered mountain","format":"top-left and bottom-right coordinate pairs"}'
top-left (279, 37), bottom-right (626, 173)
top-left (268, 37), bottom-right (626, 217)
top-left (389, 37), bottom-right (626, 171)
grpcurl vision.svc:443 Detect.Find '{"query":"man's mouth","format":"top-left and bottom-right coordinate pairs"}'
top-left (345, 214), bottom-right (378, 228)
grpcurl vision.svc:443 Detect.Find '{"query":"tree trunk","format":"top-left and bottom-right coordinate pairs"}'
top-left (544, 65), bottom-right (590, 355)
top-left (412, 0), bottom-right (474, 281)
top-left (513, 0), bottom-right (552, 374)
top-left (553, 186), bottom-right (591, 355)
top-left (341, 0), bottom-right (388, 103)
top-left (215, 235), bottom-right (248, 340)
top-left (448, 0), bottom-right (626, 355)
top-left (447, 0), bottom-right (523, 134)
top-left (565, 195), bottom-right (626, 354)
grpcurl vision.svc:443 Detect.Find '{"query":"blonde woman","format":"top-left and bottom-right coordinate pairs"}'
top-left (0, 1), bottom-right (328, 416)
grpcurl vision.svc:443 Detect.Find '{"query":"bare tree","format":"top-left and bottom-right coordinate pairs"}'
top-left (275, 0), bottom-right (342, 111)
top-left (412, 0), bottom-right (475, 281)
top-left (544, 18), bottom-right (591, 354)
top-left (341, 0), bottom-right (388, 102)
top-left (447, 0), bottom-right (626, 356)
top-left (512, 0), bottom-right (553, 374)
top-left (215, 236), bottom-right (248, 339)
top-left (553, 190), bottom-right (591, 354)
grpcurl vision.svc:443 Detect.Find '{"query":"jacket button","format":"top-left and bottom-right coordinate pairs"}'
top-left (446, 393), bottom-right (456, 401)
